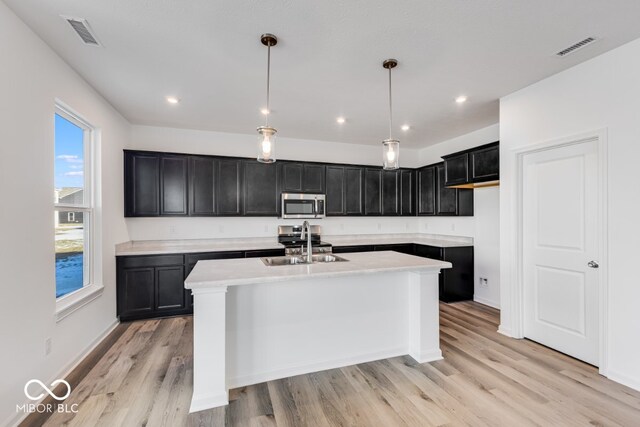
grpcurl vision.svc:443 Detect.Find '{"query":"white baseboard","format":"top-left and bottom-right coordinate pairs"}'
top-left (8, 319), bottom-right (120, 427)
top-left (473, 295), bottom-right (500, 309)
top-left (189, 391), bottom-right (229, 413)
top-left (227, 346), bottom-right (407, 390)
top-left (497, 325), bottom-right (515, 338)
top-left (409, 349), bottom-right (443, 364)
top-left (606, 369), bottom-right (640, 392)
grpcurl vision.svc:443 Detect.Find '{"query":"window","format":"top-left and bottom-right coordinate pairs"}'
top-left (54, 107), bottom-right (93, 299)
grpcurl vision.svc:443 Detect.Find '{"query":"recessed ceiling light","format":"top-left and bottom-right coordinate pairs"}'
top-left (455, 95), bottom-right (468, 104)
top-left (260, 108), bottom-right (270, 115)
top-left (336, 117), bottom-right (346, 124)
top-left (401, 124), bottom-right (410, 131)
top-left (166, 96), bottom-right (180, 105)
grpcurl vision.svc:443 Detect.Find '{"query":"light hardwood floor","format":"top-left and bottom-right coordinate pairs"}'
top-left (28, 302), bottom-right (640, 426)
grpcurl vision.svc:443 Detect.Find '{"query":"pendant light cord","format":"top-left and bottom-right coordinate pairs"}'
top-left (266, 43), bottom-right (271, 127)
top-left (388, 66), bottom-right (393, 140)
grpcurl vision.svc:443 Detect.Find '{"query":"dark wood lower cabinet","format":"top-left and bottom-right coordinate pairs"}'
top-left (413, 245), bottom-right (474, 302)
top-left (117, 255), bottom-right (187, 321)
top-left (117, 242), bottom-right (474, 320)
top-left (117, 249), bottom-right (289, 320)
top-left (333, 243), bottom-right (474, 302)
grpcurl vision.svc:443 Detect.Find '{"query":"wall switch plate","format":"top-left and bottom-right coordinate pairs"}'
top-left (377, 223), bottom-right (382, 231)
top-left (45, 338), bottom-right (52, 356)
top-left (451, 223), bottom-right (456, 231)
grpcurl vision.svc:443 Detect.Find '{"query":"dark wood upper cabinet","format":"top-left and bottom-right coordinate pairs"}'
top-left (281, 162), bottom-right (303, 192)
top-left (125, 151), bottom-right (160, 217)
top-left (124, 149), bottom-right (478, 218)
top-left (382, 170), bottom-right (400, 216)
top-left (443, 153), bottom-right (469, 187)
top-left (470, 143), bottom-right (499, 182)
top-left (302, 164), bottom-right (325, 193)
top-left (281, 162), bottom-right (325, 193)
top-left (364, 168), bottom-right (382, 215)
top-left (436, 163), bottom-right (473, 216)
top-left (417, 166), bottom-right (436, 216)
top-left (345, 167), bottom-right (364, 215)
top-left (216, 158), bottom-right (243, 216)
top-left (437, 164), bottom-right (457, 215)
top-left (325, 165), bottom-right (346, 216)
top-left (159, 155), bottom-right (188, 216)
top-left (443, 142), bottom-right (499, 187)
top-left (400, 169), bottom-right (415, 216)
top-left (243, 160), bottom-right (280, 216)
top-left (189, 156), bottom-right (216, 216)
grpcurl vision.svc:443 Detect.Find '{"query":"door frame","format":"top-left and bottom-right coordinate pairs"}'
top-left (508, 129), bottom-right (609, 375)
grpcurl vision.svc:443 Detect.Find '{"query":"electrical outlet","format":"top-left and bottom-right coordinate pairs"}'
top-left (451, 223), bottom-right (456, 231)
top-left (45, 338), bottom-right (52, 356)
top-left (168, 226), bottom-right (176, 235)
top-left (479, 277), bottom-right (488, 288)
top-left (377, 223), bottom-right (382, 231)
top-left (218, 225), bottom-right (224, 233)
top-left (264, 225), bottom-right (269, 233)
top-left (423, 223), bottom-right (428, 230)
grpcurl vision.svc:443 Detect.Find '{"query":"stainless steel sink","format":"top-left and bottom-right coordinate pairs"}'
top-left (310, 254), bottom-right (348, 263)
top-left (261, 256), bottom-right (306, 266)
top-left (261, 254), bottom-right (348, 266)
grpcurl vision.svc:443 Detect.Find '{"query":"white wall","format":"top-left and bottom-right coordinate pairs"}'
top-left (131, 125), bottom-right (423, 168)
top-left (0, 3), bottom-right (130, 425)
top-left (418, 124), bottom-right (501, 308)
top-left (500, 38), bottom-right (640, 391)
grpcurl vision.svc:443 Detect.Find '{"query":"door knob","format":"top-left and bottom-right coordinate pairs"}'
top-left (587, 261), bottom-right (599, 269)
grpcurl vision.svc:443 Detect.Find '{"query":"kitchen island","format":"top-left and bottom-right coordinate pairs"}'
top-left (184, 251), bottom-right (451, 413)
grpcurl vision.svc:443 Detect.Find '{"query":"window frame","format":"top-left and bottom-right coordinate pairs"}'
top-left (54, 103), bottom-right (102, 319)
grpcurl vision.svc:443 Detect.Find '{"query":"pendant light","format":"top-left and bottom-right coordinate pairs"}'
top-left (382, 59), bottom-right (400, 170)
top-left (257, 33), bottom-right (278, 163)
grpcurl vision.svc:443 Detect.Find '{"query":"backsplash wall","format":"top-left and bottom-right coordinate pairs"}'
top-left (125, 216), bottom-right (425, 241)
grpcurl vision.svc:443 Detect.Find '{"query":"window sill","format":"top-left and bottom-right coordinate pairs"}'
top-left (55, 283), bottom-right (104, 322)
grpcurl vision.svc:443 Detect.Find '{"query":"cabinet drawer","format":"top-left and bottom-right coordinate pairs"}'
top-left (118, 255), bottom-right (183, 268)
top-left (244, 249), bottom-right (285, 258)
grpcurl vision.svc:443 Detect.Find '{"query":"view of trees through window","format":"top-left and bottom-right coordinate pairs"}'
top-left (54, 112), bottom-right (89, 298)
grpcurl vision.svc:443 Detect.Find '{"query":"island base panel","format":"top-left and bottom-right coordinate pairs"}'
top-left (189, 270), bottom-right (442, 413)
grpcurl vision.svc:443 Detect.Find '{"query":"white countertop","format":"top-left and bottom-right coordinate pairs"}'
top-left (115, 233), bottom-right (472, 256)
top-left (324, 233), bottom-right (473, 248)
top-left (185, 251), bottom-right (452, 289)
top-left (115, 237), bottom-right (283, 256)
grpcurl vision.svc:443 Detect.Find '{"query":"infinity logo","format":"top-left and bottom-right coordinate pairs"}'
top-left (24, 379), bottom-right (71, 401)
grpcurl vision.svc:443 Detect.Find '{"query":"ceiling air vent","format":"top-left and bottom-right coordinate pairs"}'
top-left (61, 16), bottom-right (101, 47)
top-left (556, 37), bottom-right (597, 57)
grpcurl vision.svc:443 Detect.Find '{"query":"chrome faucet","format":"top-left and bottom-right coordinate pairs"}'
top-left (300, 220), bottom-right (313, 263)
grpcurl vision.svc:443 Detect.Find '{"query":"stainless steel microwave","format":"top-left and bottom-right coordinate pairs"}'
top-left (281, 193), bottom-right (326, 219)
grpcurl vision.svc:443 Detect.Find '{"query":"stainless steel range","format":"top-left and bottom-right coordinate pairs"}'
top-left (277, 225), bottom-right (332, 256)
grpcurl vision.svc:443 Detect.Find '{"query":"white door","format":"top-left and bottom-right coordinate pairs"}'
top-left (522, 139), bottom-right (600, 365)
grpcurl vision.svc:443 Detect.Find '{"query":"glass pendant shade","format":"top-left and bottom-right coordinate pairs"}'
top-left (382, 139), bottom-right (400, 170)
top-left (257, 126), bottom-right (277, 163)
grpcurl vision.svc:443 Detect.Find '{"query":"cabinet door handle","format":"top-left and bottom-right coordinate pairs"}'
top-left (587, 261), bottom-right (599, 269)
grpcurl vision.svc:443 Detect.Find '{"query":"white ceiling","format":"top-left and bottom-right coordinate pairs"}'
top-left (6, 0), bottom-right (640, 148)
